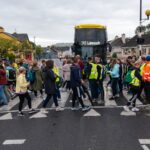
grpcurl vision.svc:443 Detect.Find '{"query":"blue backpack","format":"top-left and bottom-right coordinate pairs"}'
top-left (27, 70), bottom-right (36, 83)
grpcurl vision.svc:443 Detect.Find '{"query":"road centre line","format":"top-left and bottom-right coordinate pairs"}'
top-left (2, 139), bottom-right (26, 145)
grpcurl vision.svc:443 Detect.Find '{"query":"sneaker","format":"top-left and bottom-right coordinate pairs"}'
top-left (97, 100), bottom-right (104, 105)
top-left (131, 107), bottom-right (139, 112)
top-left (28, 109), bottom-right (36, 114)
top-left (92, 99), bottom-right (96, 102)
top-left (56, 106), bottom-right (64, 111)
top-left (123, 106), bottom-right (130, 112)
top-left (71, 107), bottom-right (79, 111)
top-left (41, 108), bottom-right (49, 114)
top-left (109, 97), bottom-right (115, 100)
top-left (114, 94), bottom-right (119, 98)
top-left (82, 106), bottom-right (91, 111)
top-left (18, 111), bottom-right (24, 116)
top-left (57, 98), bottom-right (61, 101)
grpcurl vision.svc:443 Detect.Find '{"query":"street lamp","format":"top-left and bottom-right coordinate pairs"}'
top-left (138, 0), bottom-right (150, 56)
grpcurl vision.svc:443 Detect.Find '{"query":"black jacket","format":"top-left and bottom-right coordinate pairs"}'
top-left (44, 68), bottom-right (57, 95)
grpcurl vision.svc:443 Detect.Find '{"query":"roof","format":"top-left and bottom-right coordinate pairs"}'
top-left (122, 34), bottom-right (150, 48)
top-left (75, 24), bottom-right (106, 29)
top-left (1, 32), bottom-right (18, 40)
top-left (12, 33), bottom-right (29, 42)
top-left (111, 38), bottom-right (129, 47)
top-left (0, 26), bottom-right (4, 29)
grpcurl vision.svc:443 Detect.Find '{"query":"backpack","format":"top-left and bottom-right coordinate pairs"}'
top-left (8, 69), bottom-right (16, 81)
top-left (142, 63), bottom-right (150, 82)
top-left (27, 70), bottom-right (36, 84)
top-left (124, 70), bottom-right (133, 83)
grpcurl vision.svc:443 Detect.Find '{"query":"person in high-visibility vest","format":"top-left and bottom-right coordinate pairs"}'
top-left (124, 61), bottom-right (142, 112)
top-left (53, 64), bottom-right (61, 101)
top-left (95, 55), bottom-right (105, 104)
top-left (142, 55), bottom-right (150, 103)
top-left (87, 57), bottom-right (98, 101)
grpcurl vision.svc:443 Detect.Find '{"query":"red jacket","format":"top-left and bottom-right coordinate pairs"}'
top-left (0, 69), bottom-right (7, 85)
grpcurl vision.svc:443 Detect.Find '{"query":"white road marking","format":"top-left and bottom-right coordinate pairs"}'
top-left (84, 109), bottom-right (101, 117)
top-left (0, 99), bottom-right (19, 111)
top-left (120, 111), bottom-right (136, 116)
top-left (141, 145), bottom-right (150, 150)
top-left (139, 139), bottom-right (150, 145)
top-left (0, 113), bottom-right (13, 120)
top-left (30, 111), bottom-right (47, 119)
top-left (3, 139), bottom-right (26, 145)
top-left (24, 98), bottom-right (42, 110)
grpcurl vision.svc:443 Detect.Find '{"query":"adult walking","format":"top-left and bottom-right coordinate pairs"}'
top-left (31, 61), bottom-right (43, 98)
top-left (41, 60), bottom-right (63, 114)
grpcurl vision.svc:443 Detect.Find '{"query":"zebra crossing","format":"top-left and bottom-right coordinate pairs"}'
top-left (0, 88), bottom-right (149, 121)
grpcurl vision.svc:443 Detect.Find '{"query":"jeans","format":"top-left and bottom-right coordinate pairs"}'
top-left (89, 79), bottom-right (98, 99)
top-left (0, 85), bottom-right (8, 105)
top-left (111, 78), bottom-right (119, 96)
top-left (98, 80), bottom-right (105, 101)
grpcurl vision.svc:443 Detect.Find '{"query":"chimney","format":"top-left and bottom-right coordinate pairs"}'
top-left (121, 33), bottom-right (126, 44)
top-left (0, 27), bottom-right (4, 33)
top-left (115, 35), bottom-right (119, 40)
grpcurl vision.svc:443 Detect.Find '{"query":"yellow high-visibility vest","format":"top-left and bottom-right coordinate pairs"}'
top-left (140, 63), bottom-right (145, 75)
top-left (53, 66), bottom-right (60, 83)
top-left (130, 70), bottom-right (140, 87)
top-left (89, 63), bottom-right (98, 79)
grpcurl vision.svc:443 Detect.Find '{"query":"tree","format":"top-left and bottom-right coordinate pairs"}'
top-left (112, 52), bottom-right (118, 58)
top-left (135, 25), bottom-right (146, 34)
top-left (35, 45), bottom-right (44, 59)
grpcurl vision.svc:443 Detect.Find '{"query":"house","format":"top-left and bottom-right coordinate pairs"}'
top-left (110, 34), bottom-right (130, 58)
top-left (0, 26), bottom-right (34, 61)
top-left (122, 34), bottom-right (150, 58)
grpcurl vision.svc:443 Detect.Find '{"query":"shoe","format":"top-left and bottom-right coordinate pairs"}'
top-left (56, 106), bottom-right (64, 111)
top-left (97, 100), bottom-right (104, 105)
top-left (71, 107), bottom-right (79, 111)
top-left (28, 109), bottom-right (36, 114)
top-left (92, 99), bottom-right (96, 102)
top-left (109, 97), bottom-right (115, 100)
top-left (57, 98), bottom-right (61, 101)
top-left (114, 94), bottom-right (119, 98)
top-left (123, 106), bottom-right (130, 112)
top-left (82, 106), bottom-right (91, 111)
top-left (41, 108), bottom-right (49, 114)
top-left (131, 107), bottom-right (139, 112)
top-left (18, 111), bottom-right (24, 116)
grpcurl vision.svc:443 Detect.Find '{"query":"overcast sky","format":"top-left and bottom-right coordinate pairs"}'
top-left (0, 0), bottom-right (150, 46)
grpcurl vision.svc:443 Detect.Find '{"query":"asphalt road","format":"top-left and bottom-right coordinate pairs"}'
top-left (0, 108), bottom-right (150, 150)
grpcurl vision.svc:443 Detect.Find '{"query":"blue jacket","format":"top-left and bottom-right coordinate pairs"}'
top-left (109, 64), bottom-right (120, 78)
top-left (70, 64), bottom-right (82, 88)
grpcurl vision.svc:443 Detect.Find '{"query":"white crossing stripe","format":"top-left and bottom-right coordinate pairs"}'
top-left (84, 109), bottom-right (101, 117)
top-left (139, 139), bottom-right (150, 145)
top-left (30, 111), bottom-right (47, 119)
top-left (3, 139), bottom-right (26, 145)
top-left (141, 145), bottom-right (150, 150)
top-left (0, 99), bottom-right (19, 111)
top-left (120, 111), bottom-right (136, 116)
top-left (24, 98), bottom-right (42, 110)
top-left (0, 113), bottom-right (13, 120)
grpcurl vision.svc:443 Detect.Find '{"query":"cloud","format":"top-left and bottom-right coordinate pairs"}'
top-left (0, 0), bottom-right (150, 46)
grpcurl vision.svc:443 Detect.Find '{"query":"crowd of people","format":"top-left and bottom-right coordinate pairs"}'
top-left (0, 54), bottom-right (150, 116)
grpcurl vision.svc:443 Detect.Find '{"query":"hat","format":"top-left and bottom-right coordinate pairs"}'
top-left (146, 55), bottom-right (150, 61)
